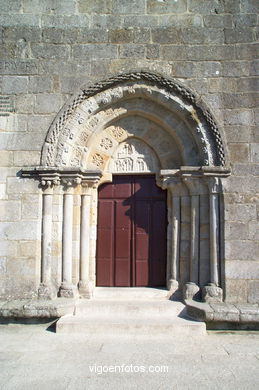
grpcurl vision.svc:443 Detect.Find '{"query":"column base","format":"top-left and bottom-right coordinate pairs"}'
top-left (38, 283), bottom-right (57, 300)
top-left (202, 283), bottom-right (223, 303)
top-left (167, 278), bottom-right (178, 291)
top-left (59, 282), bottom-right (78, 299)
top-left (183, 282), bottom-right (200, 300)
top-left (78, 280), bottom-right (94, 299)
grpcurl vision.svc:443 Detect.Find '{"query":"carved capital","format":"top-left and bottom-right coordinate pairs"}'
top-left (183, 177), bottom-right (207, 196)
top-left (21, 167), bottom-right (102, 192)
top-left (206, 177), bottom-right (221, 194)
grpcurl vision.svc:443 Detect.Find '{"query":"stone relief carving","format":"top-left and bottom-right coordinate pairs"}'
top-left (42, 71), bottom-right (226, 167)
top-left (79, 131), bottom-right (89, 144)
top-left (100, 137), bottom-right (113, 150)
top-left (92, 153), bottom-right (104, 168)
top-left (111, 138), bottom-right (159, 174)
top-left (109, 126), bottom-right (126, 141)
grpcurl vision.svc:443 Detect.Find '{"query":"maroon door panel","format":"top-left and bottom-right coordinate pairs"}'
top-left (114, 200), bottom-right (131, 286)
top-left (96, 175), bottom-right (167, 287)
top-left (96, 200), bottom-right (114, 286)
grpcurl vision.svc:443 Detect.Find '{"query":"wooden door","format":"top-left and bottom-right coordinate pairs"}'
top-left (96, 175), bottom-right (167, 287)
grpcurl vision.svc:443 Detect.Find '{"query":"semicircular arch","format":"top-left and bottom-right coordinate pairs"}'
top-left (41, 71), bottom-right (227, 170)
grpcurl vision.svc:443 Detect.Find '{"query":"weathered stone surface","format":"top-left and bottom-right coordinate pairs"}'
top-left (161, 45), bottom-right (235, 61)
top-left (120, 44), bottom-right (145, 58)
top-left (113, 0), bottom-right (146, 14)
top-left (78, 0), bottom-right (112, 14)
top-left (0, 200), bottom-right (21, 221)
top-left (147, 0), bottom-right (187, 14)
top-left (225, 204), bottom-right (257, 222)
top-left (248, 282), bottom-right (259, 304)
top-left (0, 0), bottom-right (258, 307)
top-left (225, 279), bottom-right (248, 304)
top-left (210, 303), bottom-right (239, 322)
top-left (225, 222), bottom-right (250, 240)
top-left (2, 76), bottom-right (28, 94)
top-left (225, 261), bottom-right (259, 280)
top-left (28, 76), bottom-right (53, 93)
top-left (225, 28), bottom-right (255, 44)
top-left (240, 0), bottom-right (258, 13)
top-left (34, 94), bottom-right (63, 114)
top-left (225, 241), bottom-right (259, 261)
top-left (203, 15), bottom-right (232, 28)
top-left (229, 143), bottom-right (249, 163)
top-left (0, 151), bottom-right (13, 167)
top-left (72, 44), bottom-right (118, 60)
top-left (0, 221), bottom-right (40, 240)
top-left (250, 143), bottom-right (259, 162)
top-left (0, 298), bottom-right (75, 318)
top-left (31, 44), bottom-right (70, 59)
top-left (0, 14), bottom-right (40, 27)
top-left (3, 27), bottom-right (41, 42)
top-left (188, 0), bottom-right (224, 14)
top-left (41, 15), bottom-right (89, 28)
top-left (108, 28), bottom-right (134, 43)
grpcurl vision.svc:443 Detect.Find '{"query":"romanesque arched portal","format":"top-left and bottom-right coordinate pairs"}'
top-left (22, 71), bottom-right (230, 302)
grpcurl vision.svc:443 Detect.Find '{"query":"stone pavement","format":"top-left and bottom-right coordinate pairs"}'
top-left (0, 322), bottom-right (258, 390)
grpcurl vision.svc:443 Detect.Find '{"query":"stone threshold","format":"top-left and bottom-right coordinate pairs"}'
top-left (185, 299), bottom-right (259, 330)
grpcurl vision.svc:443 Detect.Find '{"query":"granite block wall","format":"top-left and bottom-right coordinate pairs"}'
top-left (0, 0), bottom-right (258, 302)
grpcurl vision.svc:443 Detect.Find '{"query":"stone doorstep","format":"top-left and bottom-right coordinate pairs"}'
top-left (56, 313), bottom-right (206, 336)
top-left (185, 299), bottom-right (259, 325)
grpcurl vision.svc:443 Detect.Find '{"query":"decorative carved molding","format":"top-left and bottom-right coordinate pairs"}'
top-left (41, 71), bottom-right (226, 168)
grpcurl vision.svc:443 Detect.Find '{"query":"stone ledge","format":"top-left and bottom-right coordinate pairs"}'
top-left (0, 298), bottom-right (76, 319)
top-left (185, 299), bottom-right (259, 328)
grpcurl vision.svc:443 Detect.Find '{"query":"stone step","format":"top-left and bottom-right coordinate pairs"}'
top-left (56, 312), bottom-right (206, 336)
top-left (75, 299), bottom-right (185, 316)
top-left (93, 287), bottom-right (171, 300)
top-left (57, 300), bottom-right (206, 336)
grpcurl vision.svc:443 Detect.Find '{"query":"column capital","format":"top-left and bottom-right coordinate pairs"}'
top-left (206, 176), bottom-right (221, 194)
top-left (21, 167), bottom-right (103, 191)
top-left (182, 177), bottom-right (207, 195)
top-left (159, 170), bottom-right (187, 196)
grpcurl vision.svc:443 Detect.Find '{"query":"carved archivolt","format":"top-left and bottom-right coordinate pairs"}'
top-left (41, 71), bottom-right (226, 169)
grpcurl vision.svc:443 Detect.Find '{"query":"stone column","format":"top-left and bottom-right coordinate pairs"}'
top-left (160, 177), bottom-right (186, 294)
top-left (78, 183), bottom-right (92, 298)
top-left (59, 179), bottom-right (78, 298)
top-left (183, 178), bottom-right (200, 300)
top-left (38, 179), bottom-right (58, 299)
top-left (88, 185), bottom-right (98, 297)
top-left (203, 177), bottom-right (223, 302)
top-left (168, 190), bottom-right (180, 291)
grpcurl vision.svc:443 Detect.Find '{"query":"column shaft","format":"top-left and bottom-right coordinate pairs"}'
top-left (171, 196), bottom-right (180, 283)
top-left (80, 194), bottom-right (90, 285)
top-left (190, 195), bottom-right (199, 284)
top-left (210, 193), bottom-right (219, 285)
top-left (62, 193), bottom-right (73, 285)
top-left (42, 193), bottom-right (53, 284)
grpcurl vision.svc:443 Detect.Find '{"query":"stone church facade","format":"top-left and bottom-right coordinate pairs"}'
top-left (0, 1), bottom-right (258, 308)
